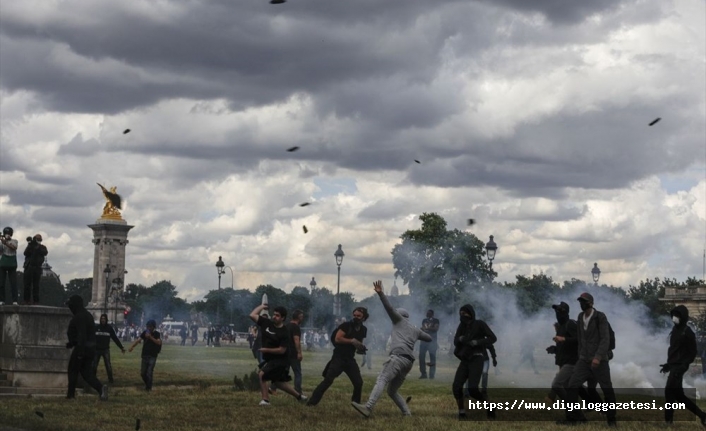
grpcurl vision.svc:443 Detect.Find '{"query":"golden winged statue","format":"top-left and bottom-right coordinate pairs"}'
top-left (97, 183), bottom-right (123, 220)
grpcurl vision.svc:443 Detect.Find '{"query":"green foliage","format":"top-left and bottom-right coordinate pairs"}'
top-left (391, 213), bottom-right (495, 313)
top-left (503, 273), bottom-right (559, 316)
top-left (64, 277), bottom-right (93, 305)
top-left (627, 277), bottom-right (672, 328)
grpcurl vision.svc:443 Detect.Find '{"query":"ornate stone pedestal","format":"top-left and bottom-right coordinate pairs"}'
top-left (0, 305), bottom-right (71, 395)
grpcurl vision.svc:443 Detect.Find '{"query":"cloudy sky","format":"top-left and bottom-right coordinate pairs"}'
top-left (1, 0), bottom-right (704, 302)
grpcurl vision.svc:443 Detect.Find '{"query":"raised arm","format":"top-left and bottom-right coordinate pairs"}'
top-left (249, 304), bottom-right (268, 323)
top-left (373, 280), bottom-right (402, 324)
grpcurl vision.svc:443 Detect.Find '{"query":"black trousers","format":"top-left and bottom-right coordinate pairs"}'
top-left (0, 266), bottom-right (18, 303)
top-left (565, 359), bottom-right (616, 421)
top-left (23, 266), bottom-right (42, 303)
top-left (308, 356), bottom-right (363, 406)
top-left (92, 349), bottom-right (114, 383)
top-left (453, 355), bottom-right (488, 410)
top-left (67, 347), bottom-right (103, 398)
top-left (665, 364), bottom-right (704, 422)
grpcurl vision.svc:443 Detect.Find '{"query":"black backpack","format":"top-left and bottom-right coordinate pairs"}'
top-left (597, 311), bottom-right (615, 351)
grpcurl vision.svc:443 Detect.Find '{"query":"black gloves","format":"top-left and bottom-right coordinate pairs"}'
top-left (492, 357), bottom-right (498, 367)
top-left (546, 346), bottom-right (556, 354)
top-left (660, 363), bottom-right (671, 374)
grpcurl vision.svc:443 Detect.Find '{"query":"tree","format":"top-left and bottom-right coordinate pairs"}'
top-left (391, 213), bottom-right (495, 310)
top-left (504, 273), bottom-right (559, 316)
top-left (627, 277), bottom-right (671, 328)
top-left (65, 278), bottom-right (93, 306)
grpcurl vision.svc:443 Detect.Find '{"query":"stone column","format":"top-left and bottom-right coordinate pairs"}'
top-left (87, 219), bottom-right (133, 324)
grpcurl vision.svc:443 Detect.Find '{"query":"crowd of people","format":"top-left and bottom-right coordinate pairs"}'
top-left (3, 261), bottom-right (701, 426)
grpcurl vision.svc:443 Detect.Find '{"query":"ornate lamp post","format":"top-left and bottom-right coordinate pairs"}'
top-left (103, 263), bottom-right (112, 315)
top-left (591, 263), bottom-right (601, 286)
top-left (216, 256), bottom-right (225, 324)
top-left (485, 235), bottom-right (498, 272)
top-left (334, 245), bottom-right (345, 317)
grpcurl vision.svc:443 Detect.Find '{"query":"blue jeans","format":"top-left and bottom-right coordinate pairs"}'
top-left (141, 356), bottom-right (157, 391)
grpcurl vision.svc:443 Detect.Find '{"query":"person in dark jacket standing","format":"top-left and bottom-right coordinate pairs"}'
top-left (93, 314), bottom-right (125, 384)
top-left (419, 309), bottom-right (439, 379)
top-left (65, 295), bottom-right (108, 400)
top-left (22, 234), bottom-right (47, 305)
top-left (0, 226), bottom-right (19, 305)
top-left (560, 292), bottom-right (616, 426)
top-left (661, 305), bottom-right (706, 425)
top-left (452, 304), bottom-right (497, 420)
top-left (128, 319), bottom-right (162, 392)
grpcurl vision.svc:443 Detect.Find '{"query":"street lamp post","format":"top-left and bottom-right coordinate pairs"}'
top-left (334, 245), bottom-right (344, 317)
top-left (103, 264), bottom-right (112, 315)
top-left (309, 277), bottom-right (317, 328)
top-left (591, 263), bottom-right (601, 286)
top-left (485, 235), bottom-right (498, 273)
top-left (216, 256), bottom-right (225, 325)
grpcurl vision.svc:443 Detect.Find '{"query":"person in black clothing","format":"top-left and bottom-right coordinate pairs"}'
top-left (22, 234), bottom-right (47, 305)
top-left (560, 292), bottom-right (616, 426)
top-left (287, 310), bottom-right (305, 394)
top-left (307, 307), bottom-right (369, 407)
top-left (661, 305), bottom-right (706, 425)
top-left (419, 309), bottom-right (439, 379)
top-left (453, 304), bottom-right (497, 420)
top-left (249, 304), bottom-right (306, 406)
top-left (93, 314), bottom-right (125, 384)
top-left (65, 295), bottom-right (108, 400)
top-left (128, 319), bottom-right (162, 391)
top-left (546, 302), bottom-right (602, 405)
top-left (179, 324), bottom-right (188, 346)
top-left (191, 323), bottom-right (199, 346)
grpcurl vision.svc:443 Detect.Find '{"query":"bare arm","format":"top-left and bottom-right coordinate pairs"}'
top-left (128, 338), bottom-right (141, 352)
top-left (334, 327), bottom-right (364, 349)
top-left (249, 304), bottom-right (268, 323)
top-left (373, 280), bottom-right (402, 324)
top-left (418, 331), bottom-right (432, 342)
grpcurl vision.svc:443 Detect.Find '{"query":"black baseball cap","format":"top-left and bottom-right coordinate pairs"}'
top-left (552, 302), bottom-right (570, 313)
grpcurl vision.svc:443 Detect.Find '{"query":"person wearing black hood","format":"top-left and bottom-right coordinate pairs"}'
top-left (660, 305), bottom-right (706, 425)
top-left (93, 314), bottom-right (125, 384)
top-left (546, 302), bottom-right (602, 405)
top-left (65, 295), bottom-right (108, 400)
top-left (453, 303), bottom-right (497, 420)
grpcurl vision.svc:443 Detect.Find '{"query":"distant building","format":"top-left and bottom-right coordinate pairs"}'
top-left (41, 258), bottom-right (61, 283)
top-left (661, 285), bottom-right (706, 318)
top-left (390, 278), bottom-right (399, 297)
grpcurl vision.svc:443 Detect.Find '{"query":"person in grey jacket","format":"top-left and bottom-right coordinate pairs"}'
top-left (560, 292), bottom-right (616, 426)
top-left (352, 281), bottom-right (432, 417)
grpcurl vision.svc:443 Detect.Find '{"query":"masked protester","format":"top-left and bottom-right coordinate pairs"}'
top-left (65, 295), bottom-right (108, 400)
top-left (546, 302), bottom-right (602, 406)
top-left (93, 314), bottom-right (126, 384)
top-left (351, 281), bottom-right (431, 418)
top-left (0, 227), bottom-right (18, 305)
top-left (308, 307), bottom-right (368, 406)
top-left (22, 234), bottom-right (47, 305)
top-left (660, 305), bottom-right (706, 425)
top-left (452, 304), bottom-right (497, 420)
top-left (559, 292), bottom-right (616, 427)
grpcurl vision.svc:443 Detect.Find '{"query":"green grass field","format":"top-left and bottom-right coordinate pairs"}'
top-left (0, 343), bottom-right (704, 431)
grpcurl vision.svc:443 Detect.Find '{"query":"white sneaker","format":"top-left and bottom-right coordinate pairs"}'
top-left (351, 402), bottom-right (371, 418)
top-left (298, 394), bottom-right (308, 403)
top-left (259, 400), bottom-right (270, 406)
top-left (0, 302), bottom-right (4, 306)
top-left (12, 302), bottom-right (17, 305)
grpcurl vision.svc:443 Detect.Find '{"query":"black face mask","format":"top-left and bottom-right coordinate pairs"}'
top-left (579, 302), bottom-right (591, 312)
top-left (556, 311), bottom-right (569, 325)
top-left (460, 315), bottom-right (472, 324)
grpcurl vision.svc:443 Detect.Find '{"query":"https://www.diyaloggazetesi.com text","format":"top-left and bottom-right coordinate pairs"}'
top-left (469, 399), bottom-right (687, 412)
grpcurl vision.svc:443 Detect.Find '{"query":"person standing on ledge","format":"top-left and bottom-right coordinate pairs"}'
top-left (0, 227), bottom-right (18, 305)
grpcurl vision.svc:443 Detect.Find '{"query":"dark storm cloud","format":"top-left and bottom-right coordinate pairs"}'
top-left (477, 0), bottom-right (633, 24)
top-left (58, 133), bottom-right (101, 157)
top-left (405, 100), bottom-right (702, 196)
